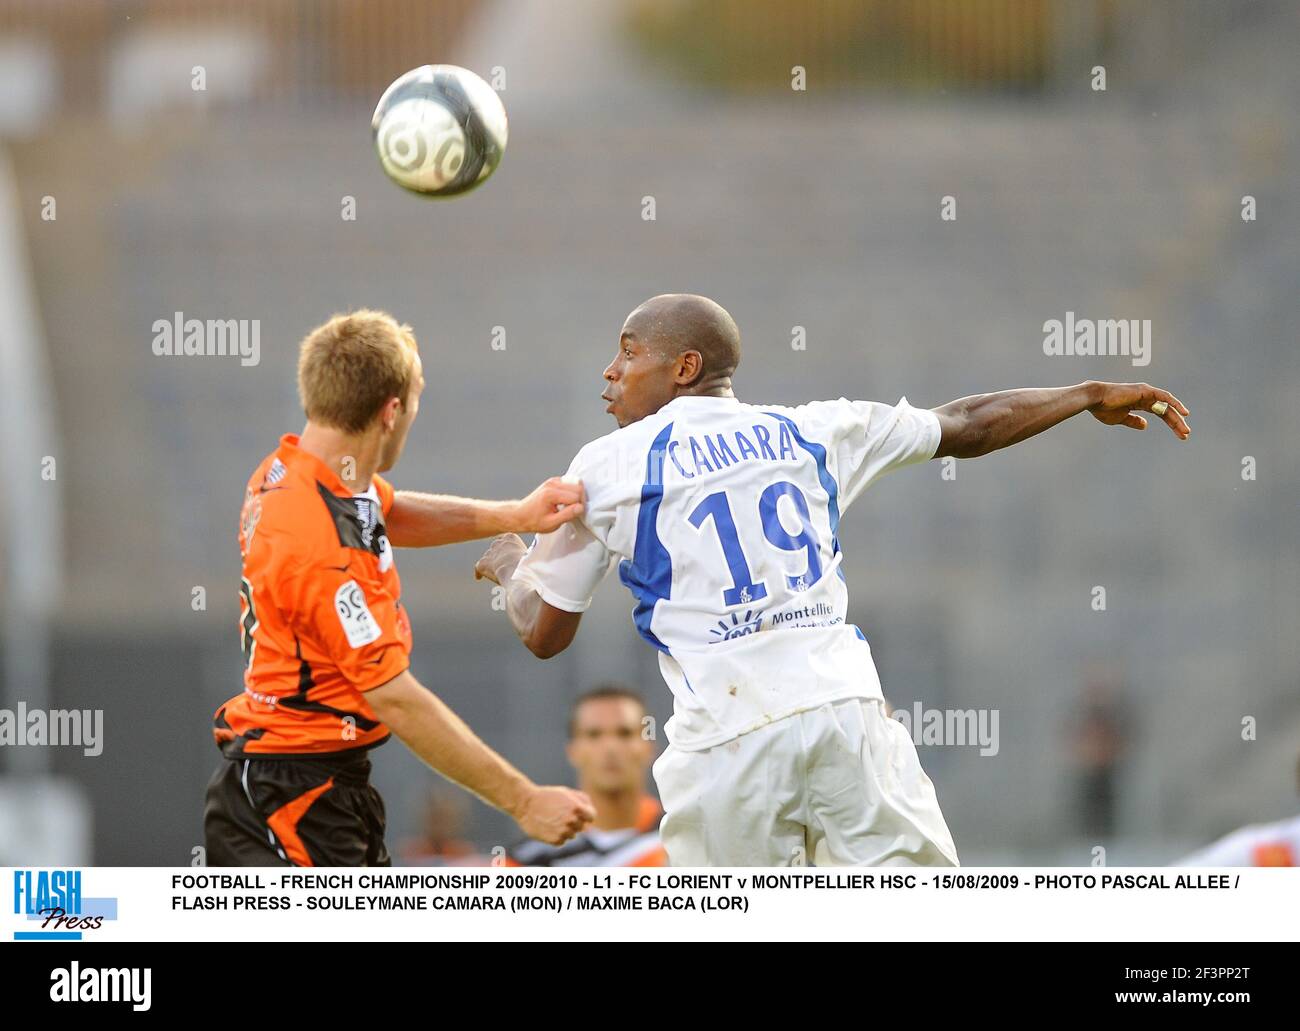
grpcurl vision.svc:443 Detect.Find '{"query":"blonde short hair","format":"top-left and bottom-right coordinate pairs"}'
top-left (297, 310), bottom-right (418, 433)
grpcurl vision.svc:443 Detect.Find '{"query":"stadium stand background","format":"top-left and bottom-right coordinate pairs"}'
top-left (0, 0), bottom-right (1296, 864)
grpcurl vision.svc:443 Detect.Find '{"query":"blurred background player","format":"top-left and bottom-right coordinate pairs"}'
top-left (204, 310), bottom-right (594, 866)
top-left (475, 294), bottom-right (1190, 867)
top-left (1063, 672), bottom-right (1135, 842)
top-left (507, 684), bottom-right (666, 867)
top-left (1175, 753), bottom-right (1300, 867)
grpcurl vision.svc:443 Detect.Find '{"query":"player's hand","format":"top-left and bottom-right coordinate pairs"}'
top-left (474, 533), bottom-right (527, 585)
top-left (1087, 382), bottom-right (1190, 439)
top-left (511, 476), bottom-right (585, 534)
top-left (515, 786), bottom-right (596, 845)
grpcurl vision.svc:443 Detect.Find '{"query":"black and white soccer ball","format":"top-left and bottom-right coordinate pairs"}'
top-left (371, 65), bottom-right (508, 197)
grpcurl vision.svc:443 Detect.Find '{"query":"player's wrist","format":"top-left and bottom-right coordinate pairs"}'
top-left (498, 499), bottom-right (532, 535)
top-left (1079, 380), bottom-right (1105, 409)
top-left (501, 777), bottom-right (538, 820)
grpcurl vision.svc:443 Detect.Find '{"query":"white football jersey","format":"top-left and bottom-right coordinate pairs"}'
top-left (1175, 813), bottom-right (1300, 866)
top-left (513, 394), bottom-right (942, 750)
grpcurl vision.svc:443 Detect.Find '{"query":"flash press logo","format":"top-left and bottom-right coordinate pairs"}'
top-left (12, 870), bottom-right (118, 940)
top-left (50, 963), bottom-right (151, 1011)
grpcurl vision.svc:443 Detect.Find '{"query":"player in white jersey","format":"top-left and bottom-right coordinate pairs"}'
top-left (1176, 755), bottom-right (1300, 866)
top-left (1175, 814), bottom-right (1300, 867)
top-left (475, 294), bottom-right (1191, 867)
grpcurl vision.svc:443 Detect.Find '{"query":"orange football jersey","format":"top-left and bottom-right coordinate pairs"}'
top-left (212, 434), bottom-right (412, 757)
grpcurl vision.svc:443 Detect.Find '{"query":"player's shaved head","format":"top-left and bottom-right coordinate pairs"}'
top-left (601, 294), bottom-right (741, 427)
top-left (622, 293), bottom-right (741, 383)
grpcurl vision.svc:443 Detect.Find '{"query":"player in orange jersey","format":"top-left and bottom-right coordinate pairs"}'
top-left (204, 310), bottom-right (594, 866)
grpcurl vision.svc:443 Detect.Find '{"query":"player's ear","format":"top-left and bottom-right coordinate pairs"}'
top-left (676, 350), bottom-right (704, 385)
top-left (381, 395), bottom-right (403, 431)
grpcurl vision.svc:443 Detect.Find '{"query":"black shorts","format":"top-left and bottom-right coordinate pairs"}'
top-left (203, 751), bottom-right (390, 867)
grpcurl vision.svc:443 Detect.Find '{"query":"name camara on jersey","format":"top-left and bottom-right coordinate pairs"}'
top-left (577, 415), bottom-right (804, 486)
top-left (514, 394), bottom-right (942, 751)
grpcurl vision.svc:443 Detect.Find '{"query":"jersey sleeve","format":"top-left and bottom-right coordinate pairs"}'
top-left (800, 396), bottom-right (941, 511)
top-left (513, 521), bottom-right (617, 613)
top-left (279, 555), bottom-right (409, 692)
top-left (511, 445), bottom-right (617, 613)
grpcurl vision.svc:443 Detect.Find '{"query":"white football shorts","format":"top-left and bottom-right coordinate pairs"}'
top-left (653, 697), bottom-right (959, 867)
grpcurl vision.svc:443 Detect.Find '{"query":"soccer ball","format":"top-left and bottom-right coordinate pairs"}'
top-left (371, 65), bottom-right (508, 197)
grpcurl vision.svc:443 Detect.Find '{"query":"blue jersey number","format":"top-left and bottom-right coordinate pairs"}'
top-left (688, 481), bottom-right (824, 607)
top-left (758, 481), bottom-right (823, 591)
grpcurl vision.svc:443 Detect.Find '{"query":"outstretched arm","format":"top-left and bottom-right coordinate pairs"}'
top-left (386, 477), bottom-right (584, 548)
top-left (365, 670), bottom-right (594, 843)
top-left (932, 381), bottom-right (1189, 460)
top-left (474, 533), bottom-right (583, 659)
